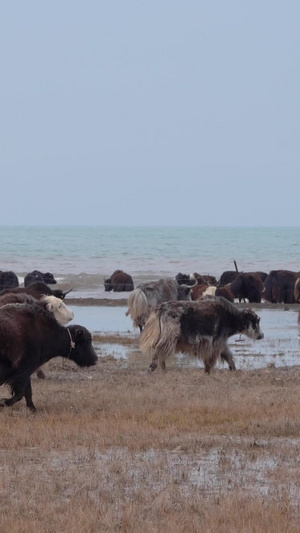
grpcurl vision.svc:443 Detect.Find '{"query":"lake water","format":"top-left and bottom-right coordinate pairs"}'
top-left (0, 226), bottom-right (300, 298)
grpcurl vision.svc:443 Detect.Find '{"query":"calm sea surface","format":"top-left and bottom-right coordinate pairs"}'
top-left (0, 226), bottom-right (299, 298)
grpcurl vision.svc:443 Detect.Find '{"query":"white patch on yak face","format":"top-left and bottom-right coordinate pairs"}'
top-left (42, 295), bottom-right (74, 325)
top-left (243, 314), bottom-right (264, 340)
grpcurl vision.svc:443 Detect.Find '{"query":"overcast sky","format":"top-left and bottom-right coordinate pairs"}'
top-left (1, 2), bottom-right (299, 226)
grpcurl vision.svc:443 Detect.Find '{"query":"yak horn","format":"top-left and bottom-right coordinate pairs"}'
top-left (62, 287), bottom-right (73, 297)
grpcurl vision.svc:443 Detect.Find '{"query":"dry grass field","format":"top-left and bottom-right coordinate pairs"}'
top-left (1, 335), bottom-right (300, 532)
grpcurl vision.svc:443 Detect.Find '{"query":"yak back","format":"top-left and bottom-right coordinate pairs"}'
top-left (139, 278), bottom-right (191, 304)
top-left (157, 297), bottom-right (253, 341)
top-left (0, 281), bottom-right (65, 300)
top-left (0, 302), bottom-right (64, 368)
top-left (24, 270), bottom-right (57, 287)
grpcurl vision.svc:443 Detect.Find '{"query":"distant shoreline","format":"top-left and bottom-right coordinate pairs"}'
top-left (65, 297), bottom-right (300, 311)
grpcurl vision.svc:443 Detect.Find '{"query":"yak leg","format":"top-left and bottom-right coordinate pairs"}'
top-left (0, 383), bottom-right (25, 408)
top-left (150, 355), bottom-right (166, 372)
top-left (220, 346), bottom-right (236, 371)
top-left (149, 357), bottom-right (158, 371)
top-left (24, 380), bottom-right (36, 412)
top-left (0, 378), bottom-right (36, 411)
top-left (204, 361), bottom-right (211, 374)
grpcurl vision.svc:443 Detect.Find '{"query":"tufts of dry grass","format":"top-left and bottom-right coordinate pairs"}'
top-left (1, 346), bottom-right (300, 531)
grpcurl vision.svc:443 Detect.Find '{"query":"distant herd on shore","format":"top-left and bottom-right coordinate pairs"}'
top-left (1, 267), bottom-right (300, 305)
top-left (104, 268), bottom-right (300, 305)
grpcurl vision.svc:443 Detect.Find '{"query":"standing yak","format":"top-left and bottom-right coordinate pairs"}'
top-left (104, 270), bottom-right (134, 292)
top-left (263, 270), bottom-right (300, 303)
top-left (229, 273), bottom-right (264, 303)
top-left (140, 296), bottom-right (264, 373)
top-left (126, 277), bottom-right (194, 332)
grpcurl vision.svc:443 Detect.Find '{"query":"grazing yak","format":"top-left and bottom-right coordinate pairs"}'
top-left (191, 284), bottom-right (234, 302)
top-left (229, 273), bottom-right (264, 303)
top-left (191, 284), bottom-right (211, 300)
top-left (104, 270), bottom-right (134, 292)
top-left (24, 270), bottom-right (57, 287)
top-left (126, 277), bottom-right (194, 332)
top-left (140, 296), bottom-right (264, 373)
top-left (0, 281), bottom-right (72, 300)
top-left (263, 270), bottom-right (300, 303)
top-left (0, 271), bottom-right (19, 291)
top-left (175, 273), bottom-right (217, 286)
top-left (0, 301), bottom-right (97, 411)
top-left (215, 285), bottom-right (235, 302)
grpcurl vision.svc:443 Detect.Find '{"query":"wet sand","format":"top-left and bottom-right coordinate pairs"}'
top-left (65, 296), bottom-right (300, 311)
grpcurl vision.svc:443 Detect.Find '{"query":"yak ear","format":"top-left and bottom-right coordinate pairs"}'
top-left (46, 302), bottom-right (54, 312)
top-left (75, 328), bottom-right (84, 341)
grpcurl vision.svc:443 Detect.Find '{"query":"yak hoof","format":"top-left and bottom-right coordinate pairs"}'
top-left (27, 403), bottom-right (37, 412)
top-left (149, 362), bottom-right (157, 372)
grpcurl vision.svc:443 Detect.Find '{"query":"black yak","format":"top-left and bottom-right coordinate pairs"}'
top-left (140, 296), bottom-right (264, 374)
top-left (24, 270), bottom-right (57, 287)
top-left (230, 273), bottom-right (264, 303)
top-left (104, 270), bottom-right (134, 292)
top-left (263, 270), bottom-right (300, 303)
top-left (0, 271), bottom-right (19, 291)
top-left (0, 302), bottom-right (97, 411)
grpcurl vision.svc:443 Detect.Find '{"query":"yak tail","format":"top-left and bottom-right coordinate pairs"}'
top-left (126, 288), bottom-right (150, 329)
top-left (140, 309), bottom-right (180, 365)
top-left (140, 311), bottom-right (162, 357)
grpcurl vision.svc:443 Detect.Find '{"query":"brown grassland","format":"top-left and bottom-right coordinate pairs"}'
top-left (1, 334), bottom-right (300, 532)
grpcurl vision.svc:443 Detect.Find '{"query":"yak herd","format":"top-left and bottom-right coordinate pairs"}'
top-left (0, 266), bottom-right (299, 412)
top-left (105, 268), bottom-right (300, 305)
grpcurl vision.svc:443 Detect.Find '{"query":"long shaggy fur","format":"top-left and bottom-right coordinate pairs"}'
top-left (126, 278), bottom-right (192, 331)
top-left (140, 307), bottom-right (224, 371)
top-left (140, 297), bottom-right (263, 373)
top-left (126, 288), bottom-right (149, 330)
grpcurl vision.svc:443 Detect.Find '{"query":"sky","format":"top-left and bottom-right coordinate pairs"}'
top-left (1, 1), bottom-right (299, 226)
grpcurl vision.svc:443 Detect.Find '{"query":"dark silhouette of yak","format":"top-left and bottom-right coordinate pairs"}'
top-left (0, 301), bottom-right (97, 411)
